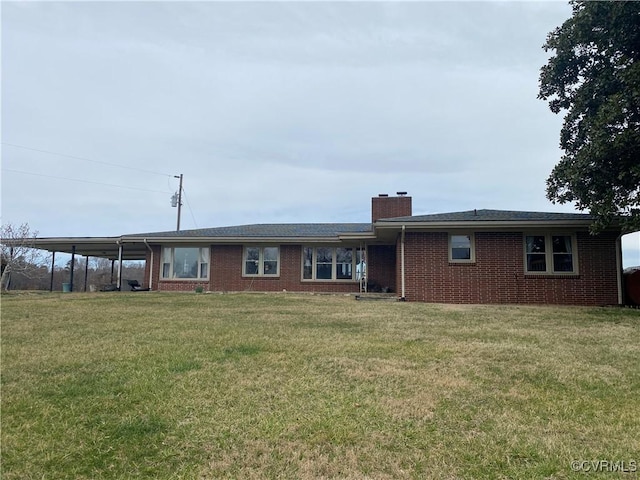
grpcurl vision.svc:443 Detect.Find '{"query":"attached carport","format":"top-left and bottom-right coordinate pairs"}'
top-left (31, 237), bottom-right (151, 292)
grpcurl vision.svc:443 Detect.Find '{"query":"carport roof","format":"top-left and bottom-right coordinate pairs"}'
top-left (30, 237), bottom-right (151, 261)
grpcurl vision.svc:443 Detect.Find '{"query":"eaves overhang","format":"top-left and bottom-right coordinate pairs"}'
top-left (373, 219), bottom-right (600, 231)
top-left (26, 230), bottom-right (378, 261)
top-left (120, 223), bottom-right (376, 245)
top-left (128, 235), bottom-right (330, 245)
top-left (121, 232), bottom-right (377, 245)
top-left (337, 232), bottom-right (377, 241)
top-left (371, 208), bottom-right (632, 233)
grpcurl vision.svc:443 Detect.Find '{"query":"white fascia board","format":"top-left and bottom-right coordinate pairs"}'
top-left (337, 233), bottom-right (376, 241)
top-left (33, 236), bottom-right (122, 244)
top-left (122, 236), bottom-right (359, 245)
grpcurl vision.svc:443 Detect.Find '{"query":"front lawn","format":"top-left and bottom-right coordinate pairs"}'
top-left (2, 292), bottom-right (638, 479)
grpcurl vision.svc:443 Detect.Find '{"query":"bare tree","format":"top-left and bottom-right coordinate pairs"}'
top-left (0, 223), bottom-right (49, 291)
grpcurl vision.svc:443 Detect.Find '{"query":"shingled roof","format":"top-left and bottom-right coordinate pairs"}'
top-left (30, 209), bottom-right (602, 261)
top-left (126, 223), bottom-right (373, 239)
top-left (379, 209), bottom-right (593, 223)
top-left (126, 210), bottom-right (596, 239)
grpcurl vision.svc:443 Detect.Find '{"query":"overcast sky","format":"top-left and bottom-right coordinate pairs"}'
top-left (2, 1), bottom-right (638, 267)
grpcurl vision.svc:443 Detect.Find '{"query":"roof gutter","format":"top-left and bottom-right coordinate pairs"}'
top-left (375, 220), bottom-right (596, 231)
top-left (121, 235), bottom-right (376, 244)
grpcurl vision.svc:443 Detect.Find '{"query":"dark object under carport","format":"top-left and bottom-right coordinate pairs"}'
top-left (127, 280), bottom-right (150, 291)
top-left (100, 284), bottom-right (120, 292)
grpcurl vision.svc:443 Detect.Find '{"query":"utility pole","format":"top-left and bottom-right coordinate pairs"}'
top-left (172, 174), bottom-right (183, 231)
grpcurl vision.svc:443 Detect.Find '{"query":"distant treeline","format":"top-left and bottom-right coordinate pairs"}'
top-left (2, 257), bottom-right (145, 292)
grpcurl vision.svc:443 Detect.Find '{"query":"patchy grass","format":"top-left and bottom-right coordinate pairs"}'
top-left (2, 292), bottom-right (639, 479)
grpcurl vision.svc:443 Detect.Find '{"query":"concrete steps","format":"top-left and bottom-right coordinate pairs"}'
top-left (354, 293), bottom-right (400, 302)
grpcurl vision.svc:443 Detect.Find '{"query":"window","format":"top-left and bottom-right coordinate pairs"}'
top-left (552, 235), bottom-right (574, 272)
top-left (525, 236), bottom-right (547, 272)
top-left (263, 247), bottom-right (279, 275)
top-left (245, 247), bottom-right (259, 275)
top-left (525, 234), bottom-right (576, 274)
top-left (161, 247), bottom-right (209, 279)
top-left (449, 234), bottom-right (475, 262)
top-left (303, 247), bottom-right (313, 280)
top-left (336, 248), bottom-right (353, 279)
top-left (243, 246), bottom-right (279, 276)
top-left (302, 246), bottom-right (364, 281)
top-left (315, 247), bottom-right (333, 279)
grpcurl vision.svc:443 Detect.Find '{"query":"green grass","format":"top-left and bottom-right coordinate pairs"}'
top-left (2, 292), bottom-right (639, 479)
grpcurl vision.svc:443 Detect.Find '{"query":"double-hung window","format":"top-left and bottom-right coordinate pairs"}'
top-left (244, 246), bottom-right (279, 276)
top-left (161, 247), bottom-right (209, 279)
top-left (449, 233), bottom-right (475, 263)
top-left (302, 246), bottom-right (364, 281)
top-left (336, 248), bottom-right (354, 279)
top-left (525, 234), bottom-right (577, 274)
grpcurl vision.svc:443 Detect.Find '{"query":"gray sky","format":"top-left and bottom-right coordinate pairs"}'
top-left (2, 1), bottom-right (639, 267)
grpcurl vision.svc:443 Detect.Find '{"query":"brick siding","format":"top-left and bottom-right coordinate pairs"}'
top-left (368, 244), bottom-right (397, 292)
top-left (372, 195), bottom-right (412, 222)
top-left (143, 230), bottom-right (620, 305)
top-left (148, 244), bottom-right (375, 294)
top-left (400, 231), bottom-right (620, 306)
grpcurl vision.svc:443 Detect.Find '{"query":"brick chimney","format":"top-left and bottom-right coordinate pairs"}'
top-left (371, 192), bottom-right (412, 222)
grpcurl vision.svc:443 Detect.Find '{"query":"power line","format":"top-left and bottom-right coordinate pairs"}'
top-left (1, 142), bottom-right (172, 177)
top-left (2, 168), bottom-right (171, 194)
top-left (181, 188), bottom-right (199, 228)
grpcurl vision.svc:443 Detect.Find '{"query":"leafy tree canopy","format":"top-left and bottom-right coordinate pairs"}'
top-left (539, 0), bottom-right (640, 233)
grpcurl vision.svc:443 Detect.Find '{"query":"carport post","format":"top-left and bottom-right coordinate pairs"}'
top-left (69, 245), bottom-right (76, 292)
top-left (117, 242), bottom-right (123, 290)
top-left (50, 251), bottom-right (56, 292)
top-left (84, 256), bottom-right (89, 292)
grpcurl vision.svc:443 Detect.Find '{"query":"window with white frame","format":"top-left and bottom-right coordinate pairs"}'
top-left (336, 248), bottom-right (353, 279)
top-left (243, 246), bottom-right (279, 276)
top-left (161, 247), bottom-right (209, 279)
top-left (449, 233), bottom-right (475, 262)
top-left (302, 246), bottom-right (364, 281)
top-left (525, 234), bottom-right (577, 274)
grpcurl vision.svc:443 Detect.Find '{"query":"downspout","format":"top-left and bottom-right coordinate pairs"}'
top-left (400, 225), bottom-right (406, 301)
top-left (616, 234), bottom-right (624, 305)
top-left (143, 239), bottom-right (153, 291)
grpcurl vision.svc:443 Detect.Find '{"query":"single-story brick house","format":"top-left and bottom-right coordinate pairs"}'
top-left (32, 194), bottom-right (629, 305)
